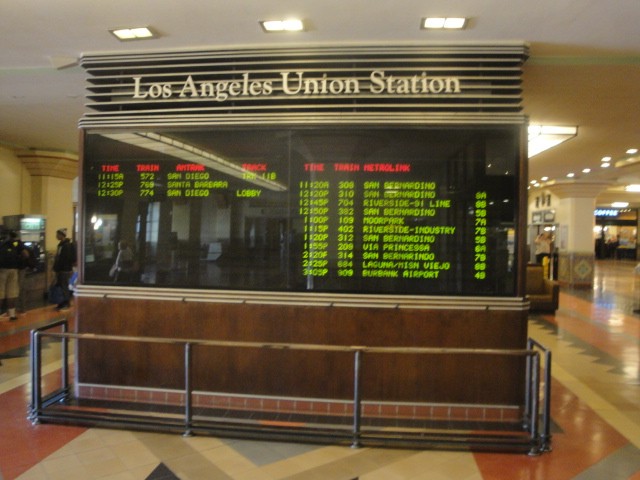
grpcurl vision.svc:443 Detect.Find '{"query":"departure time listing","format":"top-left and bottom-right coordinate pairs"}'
top-left (298, 162), bottom-right (472, 282)
top-left (94, 163), bottom-right (231, 198)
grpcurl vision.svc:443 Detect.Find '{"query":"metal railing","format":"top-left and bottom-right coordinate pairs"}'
top-left (527, 338), bottom-right (553, 452)
top-left (29, 319), bottom-right (71, 417)
top-left (29, 320), bottom-right (552, 455)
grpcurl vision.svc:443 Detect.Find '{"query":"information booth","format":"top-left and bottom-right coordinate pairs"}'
top-left (73, 44), bottom-right (531, 440)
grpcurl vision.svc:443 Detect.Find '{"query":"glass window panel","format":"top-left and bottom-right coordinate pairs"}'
top-left (82, 126), bottom-right (520, 296)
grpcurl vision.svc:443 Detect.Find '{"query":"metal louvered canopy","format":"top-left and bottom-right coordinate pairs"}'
top-left (80, 43), bottom-right (528, 128)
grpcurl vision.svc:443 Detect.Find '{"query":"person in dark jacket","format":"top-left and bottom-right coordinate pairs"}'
top-left (0, 231), bottom-right (30, 321)
top-left (52, 228), bottom-right (76, 311)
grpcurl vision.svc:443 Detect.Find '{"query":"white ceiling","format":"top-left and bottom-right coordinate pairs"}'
top-left (1, 0), bottom-right (639, 207)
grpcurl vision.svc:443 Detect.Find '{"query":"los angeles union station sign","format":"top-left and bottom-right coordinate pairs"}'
top-left (132, 70), bottom-right (462, 102)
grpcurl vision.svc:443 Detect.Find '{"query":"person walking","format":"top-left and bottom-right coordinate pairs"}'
top-left (52, 228), bottom-right (76, 311)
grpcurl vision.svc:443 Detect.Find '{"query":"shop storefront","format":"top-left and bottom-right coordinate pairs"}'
top-left (595, 208), bottom-right (637, 259)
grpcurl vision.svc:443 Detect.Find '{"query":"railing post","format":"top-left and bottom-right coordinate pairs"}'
top-left (351, 349), bottom-right (363, 448)
top-left (183, 342), bottom-right (193, 437)
top-left (31, 331), bottom-right (43, 423)
top-left (524, 339), bottom-right (533, 429)
top-left (528, 338), bottom-right (553, 453)
top-left (541, 349), bottom-right (553, 452)
top-left (29, 328), bottom-right (37, 420)
top-left (61, 321), bottom-right (69, 398)
top-left (528, 352), bottom-right (541, 456)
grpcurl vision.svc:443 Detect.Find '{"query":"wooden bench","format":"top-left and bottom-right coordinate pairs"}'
top-left (526, 264), bottom-right (559, 313)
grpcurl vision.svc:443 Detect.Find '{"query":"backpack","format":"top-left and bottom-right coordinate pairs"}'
top-left (0, 240), bottom-right (21, 269)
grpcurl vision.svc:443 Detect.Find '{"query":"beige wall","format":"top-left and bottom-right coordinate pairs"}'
top-left (32, 176), bottom-right (75, 252)
top-left (0, 146), bottom-right (31, 215)
top-left (0, 145), bottom-right (75, 253)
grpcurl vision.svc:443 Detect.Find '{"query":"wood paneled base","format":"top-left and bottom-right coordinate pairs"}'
top-left (74, 289), bottom-right (529, 406)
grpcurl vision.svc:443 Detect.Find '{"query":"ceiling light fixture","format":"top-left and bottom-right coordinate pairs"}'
top-left (109, 27), bottom-right (156, 41)
top-left (615, 151), bottom-right (640, 168)
top-left (612, 202), bottom-right (629, 208)
top-left (527, 125), bottom-right (578, 158)
top-left (260, 19), bottom-right (305, 32)
top-left (421, 17), bottom-right (467, 29)
top-left (625, 184), bottom-right (640, 192)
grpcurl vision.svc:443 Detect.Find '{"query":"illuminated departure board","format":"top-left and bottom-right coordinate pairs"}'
top-left (83, 127), bottom-right (520, 296)
top-left (96, 163), bottom-right (228, 198)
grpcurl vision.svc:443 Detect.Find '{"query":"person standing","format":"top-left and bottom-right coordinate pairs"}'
top-left (534, 231), bottom-right (552, 265)
top-left (111, 240), bottom-right (135, 283)
top-left (17, 238), bottom-right (36, 313)
top-left (52, 228), bottom-right (76, 311)
top-left (0, 231), bottom-right (30, 321)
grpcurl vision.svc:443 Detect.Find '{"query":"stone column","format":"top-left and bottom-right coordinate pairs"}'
top-left (544, 181), bottom-right (609, 288)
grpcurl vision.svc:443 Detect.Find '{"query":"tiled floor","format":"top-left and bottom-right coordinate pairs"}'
top-left (1, 260), bottom-right (639, 479)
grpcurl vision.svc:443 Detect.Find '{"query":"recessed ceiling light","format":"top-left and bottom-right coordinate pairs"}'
top-left (566, 172), bottom-right (575, 178)
top-left (612, 202), bottom-right (629, 208)
top-left (541, 176), bottom-right (549, 181)
top-left (625, 184), bottom-right (640, 192)
top-left (601, 163), bottom-right (610, 168)
top-left (422, 17), bottom-right (467, 29)
top-left (260, 19), bottom-right (305, 32)
top-left (627, 148), bottom-right (638, 155)
top-left (582, 168), bottom-right (591, 173)
top-left (601, 156), bottom-right (612, 162)
top-left (109, 27), bottom-right (156, 41)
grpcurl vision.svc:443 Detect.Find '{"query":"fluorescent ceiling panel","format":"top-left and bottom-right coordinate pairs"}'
top-left (528, 125), bottom-right (578, 158)
top-left (260, 19), bottom-right (304, 32)
top-left (109, 27), bottom-right (156, 41)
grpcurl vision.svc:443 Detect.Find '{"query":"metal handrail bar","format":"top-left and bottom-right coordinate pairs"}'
top-left (37, 331), bottom-right (536, 357)
top-left (31, 327), bottom-right (550, 454)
